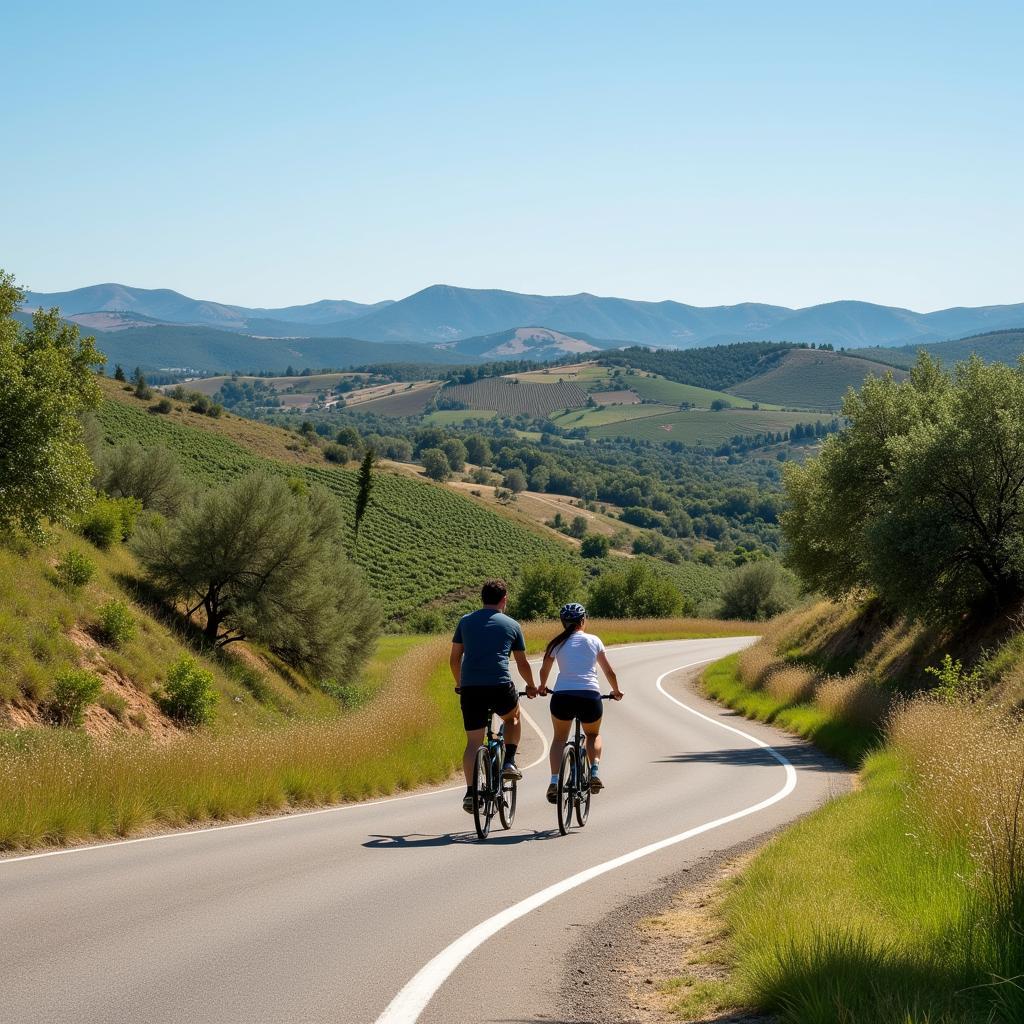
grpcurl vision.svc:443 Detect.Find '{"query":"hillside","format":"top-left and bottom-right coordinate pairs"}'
top-left (84, 323), bottom-right (465, 374)
top-left (439, 326), bottom-right (619, 361)
top-left (728, 348), bottom-right (907, 409)
top-left (854, 328), bottom-right (1024, 370)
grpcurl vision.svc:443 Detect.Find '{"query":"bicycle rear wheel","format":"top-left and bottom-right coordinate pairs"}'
top-left (499, 775), bottom-right (517, 829)
top-left (557, 744), bottom-right (576, 835)
top-left (575, 747), bottom-right (591, 827)
top-left (473, 746), bottom-right (494, 840)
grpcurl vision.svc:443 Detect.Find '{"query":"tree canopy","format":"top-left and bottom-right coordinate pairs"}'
top-left (784, 353), bottom-right (1024, 619)
top-left (0, 271), bottom-right (104, 536)
top-left (133, 473), bottom-right (380, 678)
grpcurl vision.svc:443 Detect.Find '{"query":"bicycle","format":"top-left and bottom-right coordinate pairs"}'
top-left (556, 693), bottom-right (614, 836)
top-left (471, 690), bottom-right (528, 841)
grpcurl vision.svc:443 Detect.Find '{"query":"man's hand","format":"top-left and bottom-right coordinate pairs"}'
top-left (538, 682), bottom-right (549, 697)
top-left (524, 682), bottom-right (538, 699)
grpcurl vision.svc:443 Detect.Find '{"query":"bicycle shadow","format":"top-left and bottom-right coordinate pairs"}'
top-left (363, 828), bottom-right (561, 849)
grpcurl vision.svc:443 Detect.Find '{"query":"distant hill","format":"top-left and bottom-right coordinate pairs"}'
top-left (440, 326), bottom-right (622, 361)
top-left (728, 348), bottom-right (907, 410)
top-left (23, 281), bottom-right (1024, 351)
top-left (23, 283), bottom-right (392, 338)
top-left (853, 329), bottom-right (1024, 370)
top-left (83, 323), bottom-right (466, 374)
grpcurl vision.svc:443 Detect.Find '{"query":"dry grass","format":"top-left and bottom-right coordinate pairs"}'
top-left (0, 638), bottom-right (461, 850)
top-left (890, 698), bottom-right (1024, 919)
top-left (737, 642), bottom-right (780, 688)
top-left (764, 665), bottom-right (818, 705)
top-left (520, 616), bottom-right (761, 654)
top-left (815, 672), bottom-right (892, 729)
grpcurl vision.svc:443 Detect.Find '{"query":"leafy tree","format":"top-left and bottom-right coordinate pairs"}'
top-left (442, 438), bottom-right (468, 472)
top-left (503, 468), bottom-right (527, 493)
top-left (718, 560), bottom-right (798, 620)
top-left (588, 561), bottom-right (687, 618)
top-left (133, 473), bottom-right (380, 678)
top-left (95, 442), bottom-right (189, 516)
top-left (0, 271), bottom-right (104, 536)
top-left (510, 561), bottom-right (585, 620)
top-left (420, 447), bottom-right (451, 481)
top-left (568, 515), bottom-right (589, 539)
top-left (784, 353), bottom-right (1024, 619)
top-left (464, 435), bottom-right (492, 466)
top-left (354, 447), bottom-right (376, 540)
top-left (134, 372), bottom-right (152, 400)
top-left (580, 534), bottom-right (610, 558)
top-left (336, 425), bottom-right (362, 448)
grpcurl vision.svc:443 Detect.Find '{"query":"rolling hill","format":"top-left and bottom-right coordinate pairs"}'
top-left (853, 329), bottom-right (1024, 370)
top-left (728, 348), bottom-right (908, 409)
top-left (26, 281), bottom-right (1024, 351)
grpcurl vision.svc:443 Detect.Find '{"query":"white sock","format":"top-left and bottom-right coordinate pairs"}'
top-left (550, 774), bottom-right (559, 785)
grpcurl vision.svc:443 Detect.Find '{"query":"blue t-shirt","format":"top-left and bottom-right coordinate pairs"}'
top-left (452, 608), bottom-right (526, 687)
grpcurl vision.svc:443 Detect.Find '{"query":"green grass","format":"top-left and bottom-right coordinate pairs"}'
top-left (588, 409), bottom-right (814, 448)
top-left (728, 348), bottom-right (905, 410)
top-left (721, 750), bottom-right (1020, 1023)
top-left (552, 402), bottom-right (678, 428)
top-left (626, 373), bottom-right (768, 409)
top-left (701, 654), bottom-right (876, 766)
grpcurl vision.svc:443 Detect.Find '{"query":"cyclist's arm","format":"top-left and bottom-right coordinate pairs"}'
top-left (512, 648), bottom-right (538, 696)
top-left (539, 654), bottom-right (555, 694)
top-left (597, 650), bottom-right (623, 699)
top-left (450, 643), bottom-right (464, 691)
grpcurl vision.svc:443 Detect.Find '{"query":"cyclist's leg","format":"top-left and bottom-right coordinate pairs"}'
top-left (581, 719), bottom-right (602, 766)
top-left (463, 728), bottom-right (486, 785)
top-left (548, 716), bottom-right (573, 775)
top-left (498, 702), bottom-right (521, 750)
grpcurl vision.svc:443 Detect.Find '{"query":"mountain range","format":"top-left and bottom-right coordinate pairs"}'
top-left (21, 282), bottom-right (1024, 365)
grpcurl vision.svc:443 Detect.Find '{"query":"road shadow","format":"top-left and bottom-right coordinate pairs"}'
top-left (363, 828), bottom-right (561, 849)
top-left (652, 742), bottom-right (843, 773)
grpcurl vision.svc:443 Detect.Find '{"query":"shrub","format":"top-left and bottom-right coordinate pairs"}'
top-left (95, 443), bottom-right (189, 516)
top-left (719, 560), bottom-right (798, 620)
top-left (589, 562), bottom-right (688, 618)
top-left (97, 689), bottom-right (128, 722)
top-left (151, 398), bottom-right (173, 414)
top-left (420, 448), bottom-right (451, 482)
top-left (55, 549), bottom-right (95, 589)
top-left (159, 656), bottom-right (219, 726)
top-left (511, 561), bottom-right (585, 620)
top-left (323, 443), bottom-right (350, 464)
top-left (97, 600), bottom-right (136, 649)
top-left (49, 668), bottom-right (103, 727)
top-left (80, 499), bottom-right (122, 549)
top-left (580, 534), bottom-right (610, 558)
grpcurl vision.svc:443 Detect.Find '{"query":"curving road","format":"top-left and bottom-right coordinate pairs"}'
top-left (1, 637), bottom-right (848, 1024)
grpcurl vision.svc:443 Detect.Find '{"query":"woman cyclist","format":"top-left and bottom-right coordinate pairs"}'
top-left (539, 603), bottom-right (623, 803)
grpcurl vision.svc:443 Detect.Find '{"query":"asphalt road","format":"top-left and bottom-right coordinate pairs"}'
top-left (1, 637), bottom-right (848, 1024)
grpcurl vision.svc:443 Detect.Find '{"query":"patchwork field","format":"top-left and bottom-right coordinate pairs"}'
top-left (346, 382), bottom-right (443, 415)
top-left (553, 403), bottom-right (678, 428)
top-left (588, 408), bottom-right (814, 446)
top-left (441, 378), bottom-right (588, 417)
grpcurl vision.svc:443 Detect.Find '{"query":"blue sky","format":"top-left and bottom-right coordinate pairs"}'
top-left (4, 1), bottom-right (1022, 310)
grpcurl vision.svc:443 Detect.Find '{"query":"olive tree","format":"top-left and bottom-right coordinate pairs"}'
top-left (133, 473), bottom-right (380, 678)
top-left (0, 271), bottom-right (104, 536)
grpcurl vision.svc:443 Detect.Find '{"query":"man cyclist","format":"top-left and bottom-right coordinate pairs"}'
top-left (451, 579), bottom-right (537, 813)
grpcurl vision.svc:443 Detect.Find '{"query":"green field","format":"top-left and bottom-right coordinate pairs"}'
top-left (423, 408), bottom-right (498, 425)
top-left (97, 400), bottom-right (572, 618)
top-left (553, 403), bottom-right (678, 428)
top-left (728, 349), bottom-right (905, 410)
top-left (588, 408), bottom-right (814, 446)
top-left (626, 373), bottom-right (765, 408)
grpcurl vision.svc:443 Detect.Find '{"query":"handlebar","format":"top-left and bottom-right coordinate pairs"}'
top-left (518, 690), bottom-right (620, 700)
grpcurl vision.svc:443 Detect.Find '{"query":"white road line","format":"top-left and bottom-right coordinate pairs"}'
top-left (375, 650), bottom-right (794, 1024)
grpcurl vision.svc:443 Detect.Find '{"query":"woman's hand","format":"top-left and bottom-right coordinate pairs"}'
top-left (538, 682), bottom-right (549, 697)
top-left (610, 688), bottom-right (624, 700)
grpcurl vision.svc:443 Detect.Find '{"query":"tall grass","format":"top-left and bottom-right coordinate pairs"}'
top-left (0, 638), bottom-right (462, 850)
top-left (520, 616), bottom-right (760, 654)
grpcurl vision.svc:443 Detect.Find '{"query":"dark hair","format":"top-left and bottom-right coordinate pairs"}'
top-left (545, 621), bottom-right (584, 660)
top-left (481, 579), bottom-right (508, 606)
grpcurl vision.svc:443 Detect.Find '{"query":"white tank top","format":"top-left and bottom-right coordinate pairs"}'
top-left (552, 632), bottom-right (605, 693)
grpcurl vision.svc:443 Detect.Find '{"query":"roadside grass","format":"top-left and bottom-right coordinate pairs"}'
top-left (682, 603), bottom-right (1024, 1023)
top-left (723, 750), bottom-right (1020, 1024)
top-left (701, 653), bottom-right (878, 766)
top-left (0, 638), bottom-right (463, 850)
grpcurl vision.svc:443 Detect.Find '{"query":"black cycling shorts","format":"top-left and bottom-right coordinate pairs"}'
top-left (549, 691), bottom-right (603, 724)
top-left (460, 681), bottom-right (518, 731)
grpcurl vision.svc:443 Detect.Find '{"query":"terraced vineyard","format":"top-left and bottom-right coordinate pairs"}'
top-left (441, 378), bottom-right (588, 417)
top-left (97, 400), bottom-right (572, 618)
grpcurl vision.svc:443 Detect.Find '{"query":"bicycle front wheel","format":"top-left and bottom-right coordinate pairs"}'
top-left (473, 746), bottom-right (494, 840)
top-left (499, 775), bottom-right (517, 830)
top-left (575, 748), bottom-right (591, 827)
top-left (557, 744), bottom-right (576, 836)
